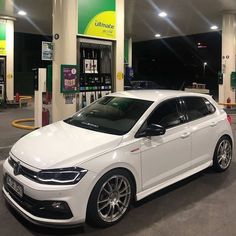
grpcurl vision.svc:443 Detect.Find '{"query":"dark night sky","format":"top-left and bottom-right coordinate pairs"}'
top-left (133, 32), bottom-right (221, 95)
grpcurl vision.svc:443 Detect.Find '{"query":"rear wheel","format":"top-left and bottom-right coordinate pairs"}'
top-left (86, 169), bottom-right (134, 227)
top-left (213, 136), bottom-right (232, 172)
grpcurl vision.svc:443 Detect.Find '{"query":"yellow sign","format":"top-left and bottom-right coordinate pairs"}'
top-left (117, 72), bottom-right (124, 81)
top-left (78, 0), bottom-right (116, 40)
top-left (85, 11), bottom-right (116, 39)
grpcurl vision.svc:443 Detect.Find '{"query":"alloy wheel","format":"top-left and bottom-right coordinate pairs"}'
top-left (97, 175), bottom-right (131, 223)
top-left (217, 139), bottom-right (232, 170)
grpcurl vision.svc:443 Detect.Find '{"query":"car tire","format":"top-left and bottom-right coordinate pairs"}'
top-left (213, 136), bottom-right (233, 172)
top-left (86, 169), bottom-right (135, 228)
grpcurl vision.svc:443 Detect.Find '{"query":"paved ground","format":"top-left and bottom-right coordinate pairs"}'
top-left (0, 105), bottom-right (33, 161)
top-left (1, 106), bottom-right (236, 236)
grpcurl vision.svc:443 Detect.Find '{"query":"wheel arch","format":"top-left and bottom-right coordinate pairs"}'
top-left (221, 134), bottom-right (233, 145)
top-left (85, 165), bottom-right (139, 226)
top-left (89, 163), bottom-right (140, 198)
top-left (212, 133), bottom-right (233, 172)
top-left (215, 133), bottom-right (233, 150)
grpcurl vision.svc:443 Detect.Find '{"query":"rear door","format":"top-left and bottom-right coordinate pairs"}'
top-left (182, 96), bottom-right (217, 168)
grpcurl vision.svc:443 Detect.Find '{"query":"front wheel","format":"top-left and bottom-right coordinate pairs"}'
top-left (213, 136), bottom-right (233, 172)
top-left (86, 169), bottom-right (134, 227)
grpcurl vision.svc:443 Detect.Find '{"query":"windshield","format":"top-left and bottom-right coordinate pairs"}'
top-left (64, 96), bottom-right (153, 135)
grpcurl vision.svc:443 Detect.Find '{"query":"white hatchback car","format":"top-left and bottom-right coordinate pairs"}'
top-left (2, 90), bottom-right (233, 228)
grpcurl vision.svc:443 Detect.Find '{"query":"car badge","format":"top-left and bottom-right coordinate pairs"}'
top-left (13, 161), bottom-right (21, 176)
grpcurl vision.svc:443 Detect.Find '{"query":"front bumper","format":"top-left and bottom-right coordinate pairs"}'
top-left (3, 177), bottom-right (73, 219)
top-left (2, 188), bottom-right (82, 228)
top-left (2, 158), bottom-right (96, 226)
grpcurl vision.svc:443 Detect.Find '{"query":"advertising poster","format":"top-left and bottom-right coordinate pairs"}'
top-left (61, 65), bottom-right (79, 93)
top-left (78, 0), bottom-right (116, 40)
top-left (0, 21), bottom-right (6, 55)
top-left (42, 41), bottom-right (53, 61)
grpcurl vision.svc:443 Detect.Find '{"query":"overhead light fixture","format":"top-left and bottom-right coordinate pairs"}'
top-left (155, 34), bottom-right (161, 38)
top-left (210, 25), bottom-right (218, 30)
top-left (18, 10), bottom-right (27, 16)
top-left (159, 12), bottom-right (167, 17)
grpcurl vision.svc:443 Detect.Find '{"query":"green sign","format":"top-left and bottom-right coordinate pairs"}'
top-left (124, 39), bottom-right (129, 64)
top-left (231, 72), bottom-right (236, 88)
top-left (78, 0), bottom-right (116, 40)
top-left (47, 65), bottom-right (53, 92)
top-left (0, 21), bottom-right (6, 55)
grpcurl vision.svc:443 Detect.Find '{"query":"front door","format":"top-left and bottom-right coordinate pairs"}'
top-left (140, 98), bottom-right (192, 190)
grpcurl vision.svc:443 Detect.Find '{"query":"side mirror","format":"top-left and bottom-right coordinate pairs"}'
top-left (136, 124), bottom-right (166, 138)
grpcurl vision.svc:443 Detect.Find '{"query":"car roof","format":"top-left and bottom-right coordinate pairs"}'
top-left (110, 90), bottom-right (211, 102)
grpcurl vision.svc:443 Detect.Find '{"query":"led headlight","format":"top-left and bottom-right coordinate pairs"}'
top-left (37, 167), bottom-right (87, 185)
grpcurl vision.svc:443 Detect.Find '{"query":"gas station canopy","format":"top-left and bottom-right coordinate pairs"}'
top-left (0, 0), bottom-right (236, 41)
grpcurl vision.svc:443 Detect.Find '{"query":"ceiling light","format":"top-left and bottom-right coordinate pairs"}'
top-left (211, 25), bottom-right (218, 30)
top-left (18, 10), bottom-right (27, 16)
top-left (155, 34), bottom-right (161, 38)
top-left (159, 12), bottom-right (167, 17)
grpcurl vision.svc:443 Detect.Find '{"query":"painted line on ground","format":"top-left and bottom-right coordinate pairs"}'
top-left (0, 145), bottom-right (13, 150)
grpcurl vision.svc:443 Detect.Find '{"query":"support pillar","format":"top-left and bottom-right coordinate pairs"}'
top-left (52, 0), bottom-right (77, 122)
top-left (114, 0), bottom-right (125, 92)
top-left (219, 13), bottom-right (236, 103)
top-left (6, 18), bottom-right (14, 101)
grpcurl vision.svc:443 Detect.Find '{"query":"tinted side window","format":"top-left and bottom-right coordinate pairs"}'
top-left (183, 97), bottom-right (210, 121)
top-left (148, 99), bottom-right (184, 129)
top-left (203, 98), bottom-right (216, 114)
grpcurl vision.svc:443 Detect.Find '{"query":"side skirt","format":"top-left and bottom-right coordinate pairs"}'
top-left (136, 160), bottom-right (213, 201)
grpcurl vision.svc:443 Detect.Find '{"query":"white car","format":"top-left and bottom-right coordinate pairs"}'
top-left (2, 90), bottom-right (233, 228)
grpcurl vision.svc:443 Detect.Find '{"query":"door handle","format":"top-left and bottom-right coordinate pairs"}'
top-left (181, 132), bottom-right (190, 138)
top-left (210, 121), bottom-right (218, 127)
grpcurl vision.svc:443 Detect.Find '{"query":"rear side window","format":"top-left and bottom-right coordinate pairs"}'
top-left (183, 97), bottom-right (212, 121)
top-left (203, 98), bottom-right (216, 114)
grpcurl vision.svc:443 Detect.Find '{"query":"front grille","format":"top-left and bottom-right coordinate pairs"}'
top-left (8, 156), bottom-right (38, 182)
top-left (3, 176), bottom-right (73, 220)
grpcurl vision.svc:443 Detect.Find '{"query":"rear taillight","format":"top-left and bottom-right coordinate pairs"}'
top-left (227, 115), bottom-right (232, 125)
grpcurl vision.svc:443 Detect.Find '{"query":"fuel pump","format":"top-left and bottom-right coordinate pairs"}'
top-left (77, 38), bottom-right (113, 109)
top-left (33, 68), bottom-right (49, 127)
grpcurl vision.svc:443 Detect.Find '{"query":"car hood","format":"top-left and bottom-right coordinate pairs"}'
top-left (11, 121), bottom-right (123, 170)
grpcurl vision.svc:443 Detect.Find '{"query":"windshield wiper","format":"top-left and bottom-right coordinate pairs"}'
top-left (64, 117), bottom-right (73, 124)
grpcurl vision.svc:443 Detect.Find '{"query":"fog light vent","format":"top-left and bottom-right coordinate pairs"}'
top-left (52, 202), bottom-right (63, 209)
